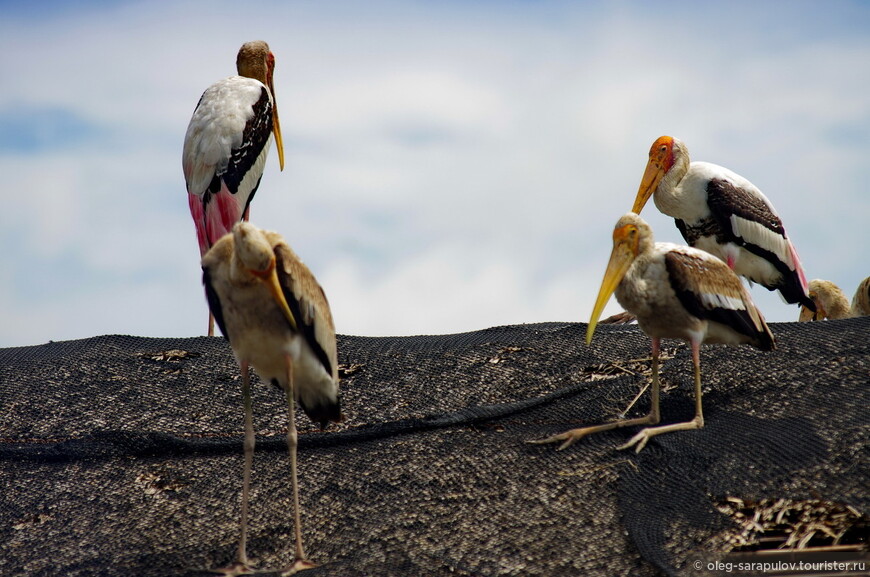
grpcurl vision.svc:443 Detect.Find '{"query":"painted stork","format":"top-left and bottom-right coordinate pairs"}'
top-left (533, 213), bottom-right (775, 452)
top-left (798, 279), bottom-right (853, 321)
top-left (201, 222), bottom-right (341, 574)
top-left (632, 136), bottom-right (814, 313)
top-left (184, 40), bottom-right (285, 336)
top-left (852, 276), bottom-right (870, 317)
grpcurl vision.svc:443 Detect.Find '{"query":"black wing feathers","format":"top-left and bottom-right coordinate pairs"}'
top-left (219, 88), bottom-right (272, 195)
top-left (202, 268), bottom-right (230, 342)
top-left (273, 245), bottom-right (334, 378)
top-left (706, 179), bottom-right (785, 236)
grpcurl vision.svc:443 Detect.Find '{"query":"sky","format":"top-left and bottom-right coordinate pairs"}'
top-left (1, 0), bottom-right (869, 348)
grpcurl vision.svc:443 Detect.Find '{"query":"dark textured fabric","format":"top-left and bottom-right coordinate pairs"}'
top-left (1, 319), bottom-right (867, 576)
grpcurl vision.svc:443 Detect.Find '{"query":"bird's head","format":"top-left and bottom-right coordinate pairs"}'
top-left (237, 41), bottom-right (284, 171)
top-left (799, 279), bottom-right (844, 321)
top-left (233, 222), bottom-right (297, 330)
top-left (632, 135), bottom-right (681, 214)
top-left (586, 213), bottom-right (651, 345)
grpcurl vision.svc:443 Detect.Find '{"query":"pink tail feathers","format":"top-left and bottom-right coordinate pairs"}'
top-left (788, 239), bottom-right (810, 295)
top-left (188, 185), bottom-right (244, 257)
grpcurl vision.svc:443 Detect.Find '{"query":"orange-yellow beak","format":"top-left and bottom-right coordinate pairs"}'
top-left (252, 258), bottom-right (297, 331)
top-left (631, 159), bottom-right (664, 214)
top-left (267, 69), bottom-right (285, 171)
top-left (586, 228), bottom-right (637, 345)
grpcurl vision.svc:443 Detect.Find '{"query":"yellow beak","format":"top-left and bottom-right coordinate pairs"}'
top-left (631, 160), bottom-right (663, 214)
top-left (586, 241), bottom-right (635, 345)
top-left (267, 73), bottom-right (285, 171)
top-left (255, 258), bottom-right (297, 331)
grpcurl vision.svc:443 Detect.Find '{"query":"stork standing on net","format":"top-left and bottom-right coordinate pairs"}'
top-left (184, 40), bottom-right (285, 336)
top-left (202, 222), bottom-right (341, 575)
top-left (632, 136), bottom-right (814, 313)
top-left (533, 212), bottom-right (775, 452)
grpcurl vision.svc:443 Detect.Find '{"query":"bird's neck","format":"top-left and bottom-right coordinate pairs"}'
top-left (823, 292), bottom-right (853, 320)
top-left (653, 156), bottom-right (698, 220)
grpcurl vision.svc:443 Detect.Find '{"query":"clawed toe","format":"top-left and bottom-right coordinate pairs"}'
top-left (616, 429), bottom-right (651, 453)
top-left (528, 429), bottom-right (591, 451)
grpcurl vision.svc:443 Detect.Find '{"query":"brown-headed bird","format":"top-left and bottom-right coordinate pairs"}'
top-left (185, 41), bottom-right (285, 336)
top-left (202, 222), bottom-right (340, 574)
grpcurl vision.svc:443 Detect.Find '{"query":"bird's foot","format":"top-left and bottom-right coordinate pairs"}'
top-left (617, 416), bottom-right (704, 453)
top-left (279, 558), bottom-right (317, 576)
top-left (528, 427), bottom-right (599, 451)
top-left (616, 429), bottom-right (653, 453)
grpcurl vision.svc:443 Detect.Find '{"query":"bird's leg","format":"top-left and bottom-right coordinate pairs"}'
top-left (239, 361), bottom-right (256, 569)
top-left (618, 338), bottom-right (704, 453)
top-left (531, 339), bottom-right (663, 451)
top-left (600, 310), bottom-right (636, 325)
top-left (212, 361), bottom-right (256, 576)
top-left (282, 354), bottom-right (316, 574)
top-left (208, 312), bottom-right (216, 337)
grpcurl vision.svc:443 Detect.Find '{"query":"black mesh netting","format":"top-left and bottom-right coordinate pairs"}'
top-left (1, 319), bottom-right (867, 576)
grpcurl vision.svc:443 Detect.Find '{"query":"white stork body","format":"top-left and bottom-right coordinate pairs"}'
top-left (202, 222), bottom-right (339, 574)
top-left (185, 41), bottom-right (284, 336)
top-left (633, 136), bottom-right (814, 312)
top-left (534, 213), bottom-right (775, 452)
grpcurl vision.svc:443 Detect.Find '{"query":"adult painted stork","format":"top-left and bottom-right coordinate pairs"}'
top-left (798, 279), bottom-right (853, 321)
top-left (184, 40), bottom-right (285, 336)
top-left (201, 222), bottom-right (341, 575)
top-left (533, 213), bottom-right (775, 452)
top-left (632, 136), bottom-right (814, 313)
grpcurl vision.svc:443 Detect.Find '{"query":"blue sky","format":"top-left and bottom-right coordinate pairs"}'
top-left (1, 0), bottom-right (869, 347)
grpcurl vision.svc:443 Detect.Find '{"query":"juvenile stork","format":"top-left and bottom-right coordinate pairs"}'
top-left (533, 213), bottom-right (775, 452)
top-left (798, 279), bottom-right (853, 321)
top-left (852, 277), bottom-right (870, 317)
top-left (798, 277), bottom-right (870, 320)
top-left (202, 222), bottom-right (341, 575)
top-left (632, 136), bottom-right (814, 312)
top-left (185, 40), bottom-right (285, 336)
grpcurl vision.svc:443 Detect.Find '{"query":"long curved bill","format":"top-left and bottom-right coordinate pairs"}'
top-left (255, 258), bottom-right (297, 331)
top-left (631, 160), bottom-right (664, 214)
top-left (267, 75), bottom-right (285, 171)
top-left (586, 243), bottom-right (634, 345)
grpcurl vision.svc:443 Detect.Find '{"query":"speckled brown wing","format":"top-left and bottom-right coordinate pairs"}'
top-left (664, 248), bottom-right (775, 350)
top-left (269, 233), bottom-right (338, 382)
top-left (853, 277), bottom-right (870, 316)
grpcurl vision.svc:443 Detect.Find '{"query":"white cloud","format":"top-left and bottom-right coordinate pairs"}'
top-left (1, 0), bottom-right (869, 347)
